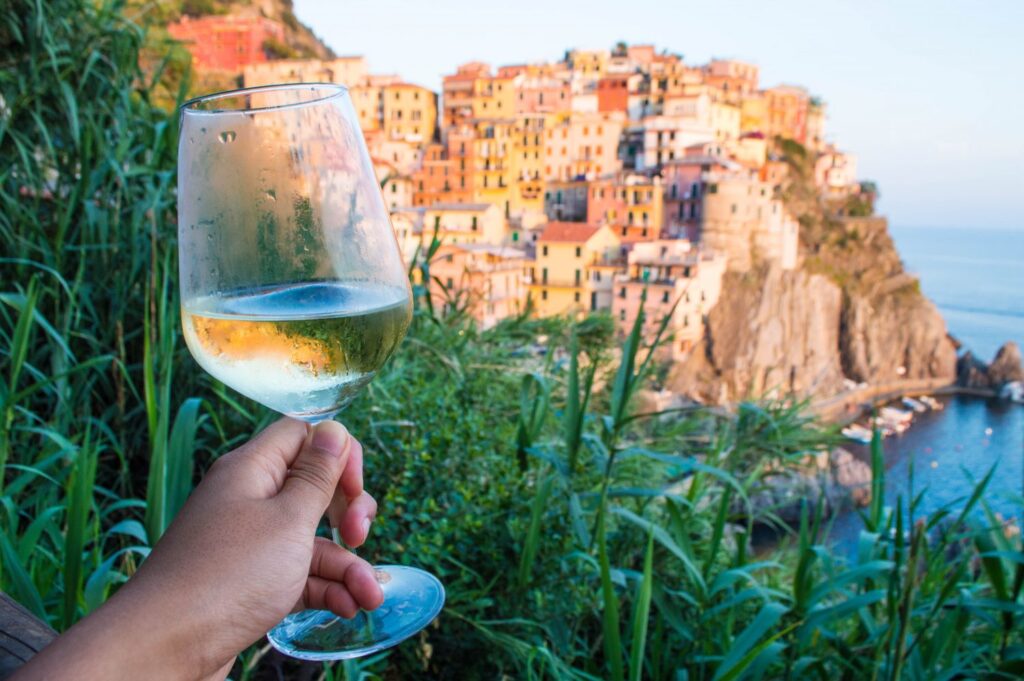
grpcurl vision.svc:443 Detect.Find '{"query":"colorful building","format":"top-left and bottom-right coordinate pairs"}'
top-left (242, 57), bottom-right (368, 88)
top-left (529, 222), bottom-right (621, 316)
top-left (382, 83), bottom-right (437, 142)
top-left (543, 180), bottom-right (589, 222)
top-left (701, 170), bottom-right (799, 271)
top-left (428, 244), bottom-right (529, 328)
top-left (662, 155), bottom-right (734, 240)
top-left (586, 174), bottom-right (664, 238)
top-left (543, 112), bottom-right (625, 180)
top-left (611, 240), bottom-right (727, 358)
top-left (422, 203), bottom-right (508, 246)
top-left (764, 85), bottom-right (810, 144)
top-left (167, 14), bottom-right (284, 72)
top-left (442, 62), bottom-right (491, 129)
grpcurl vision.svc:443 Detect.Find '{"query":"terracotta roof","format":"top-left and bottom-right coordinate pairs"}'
top-left (538, 222), bottom-right (600, 243)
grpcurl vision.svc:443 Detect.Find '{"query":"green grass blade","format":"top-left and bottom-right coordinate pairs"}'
top-left (711, 602), bottom-right (788, 681)
top-left (598, 508), bottom-right (624, 681)
top-left (629, 527), bottom-right (655, 681)
top-left (63, 432), bottom-right (98, 629)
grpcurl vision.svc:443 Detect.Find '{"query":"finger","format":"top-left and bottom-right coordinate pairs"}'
top-left (302, 576), bottom-right (359, 619)
top-left (338, 492), bottom-right (378, 548)
top-left (277, 421), bottom-right (352, 527)
top-left (309, 537), bottom-right (384, 611)
top-left (340, 436), bottom-right (364, 499)
top-left (327, 436), bottom-right (364, 530)
top-left (219, 417), bottom-right (310, 492)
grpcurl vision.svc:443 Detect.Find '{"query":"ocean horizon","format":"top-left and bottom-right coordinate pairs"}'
top-left (890, 224), bottom-right (1024, 361)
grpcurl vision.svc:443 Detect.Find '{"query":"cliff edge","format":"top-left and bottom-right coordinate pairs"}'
top-left (669, 141), bottom-right (957, 403)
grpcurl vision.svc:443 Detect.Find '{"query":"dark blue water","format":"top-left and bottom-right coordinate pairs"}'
top-left (829, 226), bottom-right (1024, 551)
top-left (830, 395), bottom-right (1023, 550)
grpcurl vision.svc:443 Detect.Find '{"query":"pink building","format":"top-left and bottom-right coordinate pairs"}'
top-left (611, 240), bottom-right (727, 359)
top-left (515, 77), bottom-right (572, 114)
top-left (661, 155), bottom-right (733, 240)
top-left (428, 244), bottom-right (529, 329)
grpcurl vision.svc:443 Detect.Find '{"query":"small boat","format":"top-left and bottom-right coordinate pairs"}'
top-left (919, 395), bottom-right (943, 411)
top-left (999, 381), bottom-right (1023, 403)
top-left (842, 424), bottom-right (873, 444)
top-left (880, 406), bottom-right (913, 423)
top-left (902, 396), bottom-right (928, 413)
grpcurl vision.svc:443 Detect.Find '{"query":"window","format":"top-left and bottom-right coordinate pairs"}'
top-left (574, 291), bottom-right (580, 302)
top-left (392, 183), bottom-right (397, 193)
top-left (730, 204), bottom-right (737, 214)
top-left (574, 269), bottom-right (581, 285)
top-left (619, 309), bottom-right (626, 321)
top-left (662, 291), bottom-right (669, 303)
top-left (683, 315), bottom-right (689, 327)
top-left (594, 271), bottom-right (602, 282)
top-left (471, 216), bottom-right (478, 231)
top-left (575, 247), bottom-right (582, 257)
top-left (619, 287), bottom-right (626, 298)
top-left (542, 245), bottom-right (549, 256)
top-left (621, 227), bottom-right (627, 236)
top-left (542, 268), bottom-right (548, 284)
top-left (446, 277), bottom-right (453, 288)
top-left (434, 216), bottom-right (440, 229)
top-left (541, 290), bottom-right (548, 300)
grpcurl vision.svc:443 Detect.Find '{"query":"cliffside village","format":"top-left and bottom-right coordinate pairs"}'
top-left (170, 13), bottom-right (868, 357)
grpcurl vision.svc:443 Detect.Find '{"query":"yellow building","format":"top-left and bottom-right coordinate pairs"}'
top-left (471, 76), bottom-right (517, 119)
top-left (382, 83), bottom-right (437, 142)
top-left (242, 57), bottom-right (369, 88)
top-left (349, 83), bottom-right (382, 133)
top-left (511, 114), bottom-right (548, 215)
top-left (529, 222), bottom-right (621, 317)
top-left (739, 93), bottom-right (767, 135)
top-left (567, 49), bottom-right (610, 79)
top-left (471, 118), bottom-right (518, 214)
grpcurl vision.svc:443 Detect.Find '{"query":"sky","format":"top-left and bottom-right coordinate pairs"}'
top-left (293, 0), bottom-right (1024, 230)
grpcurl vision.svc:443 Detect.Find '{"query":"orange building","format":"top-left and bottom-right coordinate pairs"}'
top-left (442, 62), bottom-right (491, 128)
top-left (411, 143), bottom-right (474, 207)
top-left (764, 85), bottom-right (810, 144)
top-left (167, 14), bottom-right (284, 72)
top-left (597, 76), bottom-right (630, 113)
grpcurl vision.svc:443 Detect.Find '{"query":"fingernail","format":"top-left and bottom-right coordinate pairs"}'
top-left (311, 421), bottom-right (347, 456)
top-left (361, 517), bottom-right (371, 538)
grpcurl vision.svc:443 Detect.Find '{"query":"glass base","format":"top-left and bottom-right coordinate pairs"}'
top-left (267, 565), bottom-right (445, 661)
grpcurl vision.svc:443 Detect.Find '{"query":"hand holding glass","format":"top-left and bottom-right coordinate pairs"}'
top-left (178, 84), bottom-right (443, 660)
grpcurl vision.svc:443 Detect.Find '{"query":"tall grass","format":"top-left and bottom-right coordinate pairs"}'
top-left (2, 1), bottom-right (1022, 680)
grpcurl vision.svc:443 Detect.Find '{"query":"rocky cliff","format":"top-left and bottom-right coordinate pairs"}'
top-left (669, 142), bottom-right (957, 403)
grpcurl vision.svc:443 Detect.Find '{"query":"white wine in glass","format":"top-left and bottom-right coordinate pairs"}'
top-left (178, 83), bottom-right (443, 660)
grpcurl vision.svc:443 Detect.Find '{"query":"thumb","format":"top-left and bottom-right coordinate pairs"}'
top-left (278, 421), bottom-right (351, 527)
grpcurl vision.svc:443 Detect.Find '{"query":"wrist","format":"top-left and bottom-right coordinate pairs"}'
top-left (14, 579), bottom-right (222, 681)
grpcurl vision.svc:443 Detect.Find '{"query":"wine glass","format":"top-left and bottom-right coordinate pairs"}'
top-left (178, 83), bottom-right (444, 660)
